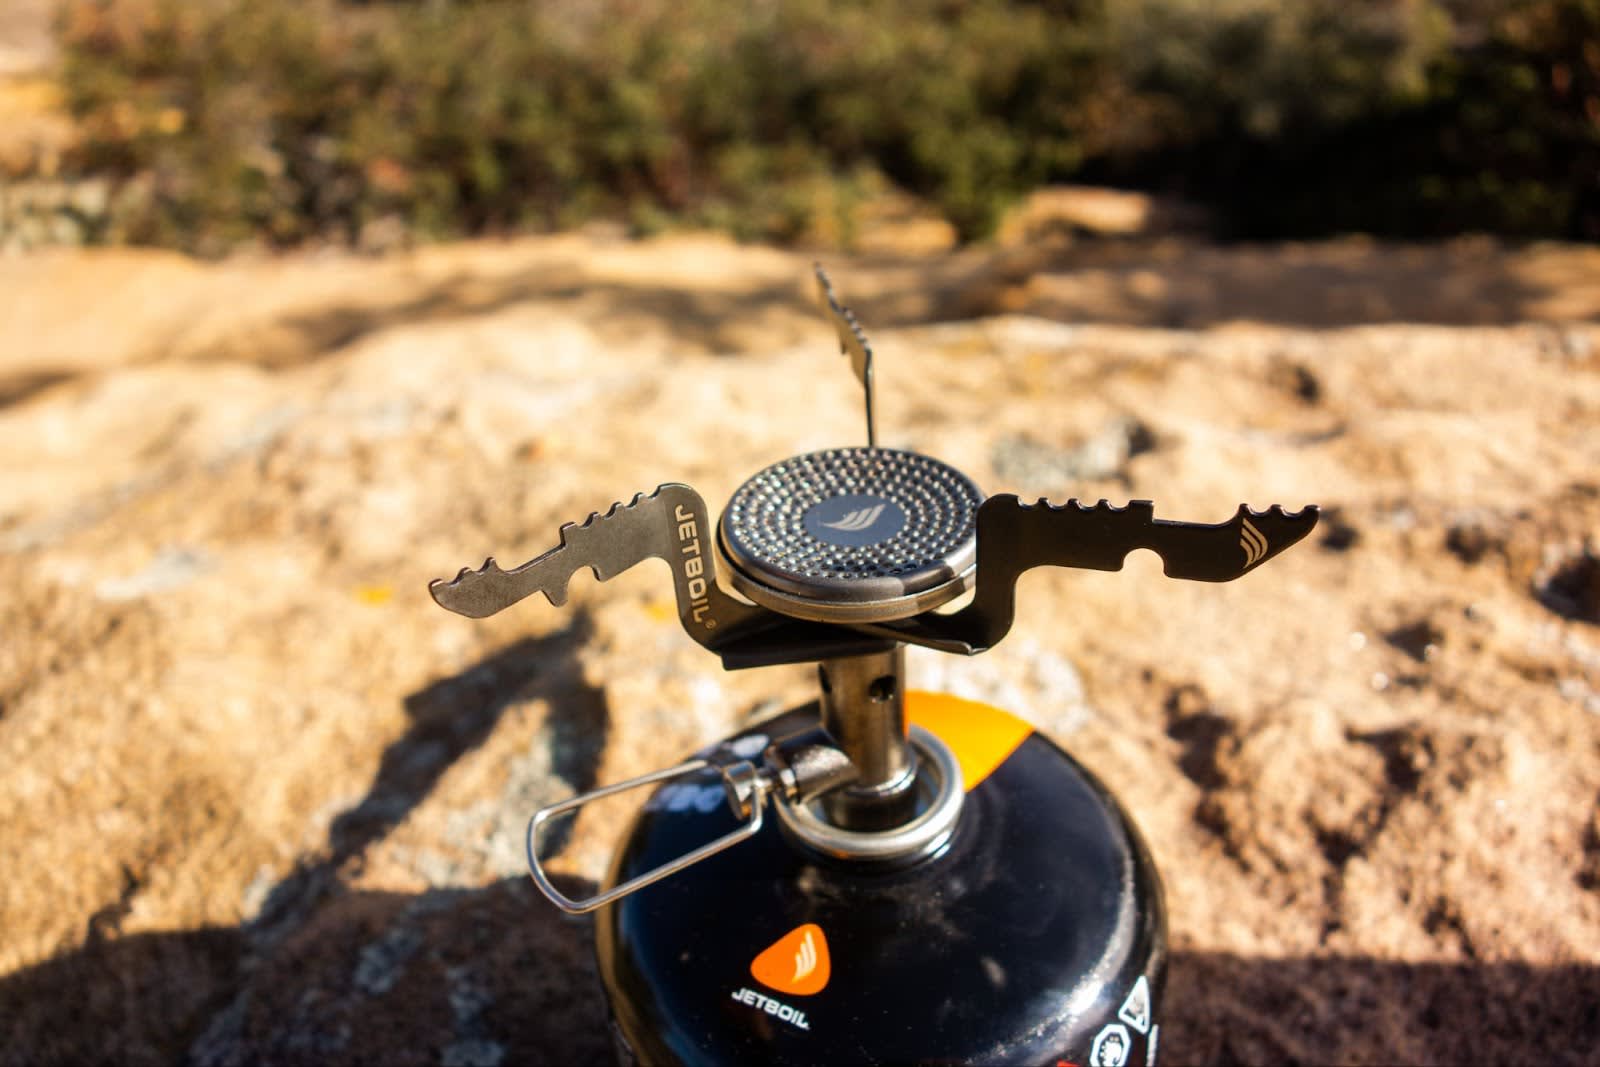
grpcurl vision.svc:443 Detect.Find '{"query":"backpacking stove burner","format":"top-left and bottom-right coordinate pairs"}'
top-left (719, 446), bottom-right (983, 623)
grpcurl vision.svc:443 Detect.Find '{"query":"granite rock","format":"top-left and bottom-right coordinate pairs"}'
top-left (2, 233), bottom-right (1598, 1064)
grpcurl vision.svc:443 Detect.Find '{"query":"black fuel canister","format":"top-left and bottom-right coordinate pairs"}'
top-left (595, 695), bottom-right (1166, 1067)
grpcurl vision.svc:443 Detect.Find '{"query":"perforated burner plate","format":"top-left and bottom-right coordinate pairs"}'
top-left (718, 447), bottom-right (983, 622)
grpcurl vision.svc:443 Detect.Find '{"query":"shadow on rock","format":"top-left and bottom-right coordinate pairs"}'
top-left (0, 368), bottom-right (77, 411)
top-left (327, 617), bottom-right (606, 865)
top-left (6, 912), bottom-right (1598, 1064)
top-left (196, 270), bottom-right (814, 369)
top-left (5, 616), bottom-right (1595, 1064)
top-left (0, 621), bottom-right (613, 1066)
top-left (252, 617), bottom-right (605, 955)
top-left (0, 876), bottom-right (611, 1067)
top-left (0, 922), bottom-right (247, 1066)
top-left (1166, 951), bottom-right (1600, 1066)
top-left (181, 238), bottom-right (1577, 375)
top-left (187, 876), bottom-right (612, 1067)
top-left (855, 238), bottom-right (1563, 329)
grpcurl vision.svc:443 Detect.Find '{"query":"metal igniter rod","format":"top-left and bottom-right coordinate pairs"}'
top-left (815, 264), bottom-right (876, 448)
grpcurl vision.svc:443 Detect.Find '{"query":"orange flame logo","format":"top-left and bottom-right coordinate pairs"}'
top-left (750, 923), bottom-right (831, 996)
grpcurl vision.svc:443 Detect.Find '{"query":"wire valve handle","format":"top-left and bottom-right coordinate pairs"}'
top-left (526, 729), bottom-right (859, 913)
top-left (526, 759), bottom-right (769, 915)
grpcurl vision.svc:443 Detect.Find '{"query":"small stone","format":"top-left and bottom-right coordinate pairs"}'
top-left (1535, 545), bottom-right (1600, 624)
top-left (95, 546), bottom-right (210, 601)
top-left (1267, 359), bottom-right (1322, 404)
top-left (991, 416), bottom-right (1155, 487)
top-left (69, 180), bottom-right (111, 219)
top-left (1384, 620), bottom-right (1442, 664)
top-left (1318, 508), bottom-right (1360, 552)
top-left (353, 926), bottom-right (422, 996)
top-left (441, 1039), bottom-right (506, 1067)
top-left (1445, 514), bottom-right (1501, 565)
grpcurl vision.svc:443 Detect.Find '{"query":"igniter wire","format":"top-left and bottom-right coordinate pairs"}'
top-left (525, 758), bottom-right (767, 915)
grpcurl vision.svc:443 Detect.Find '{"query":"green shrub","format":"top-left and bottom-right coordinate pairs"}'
top-left (53, 0), bottom-right (1077, 250)
top-left (1085, 0), bottom-right (1600, 239)
top-left (50, 0), bottom-right (1600, 252)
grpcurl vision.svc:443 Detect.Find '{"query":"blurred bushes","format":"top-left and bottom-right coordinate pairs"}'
top-left (1086, 0), bottom-right (1600, 239)
top-left (50, 0), bottom-right (1600, 253)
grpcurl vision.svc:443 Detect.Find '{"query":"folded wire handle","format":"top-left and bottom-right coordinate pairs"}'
top-left (526, 758), bottom-right (769, 915)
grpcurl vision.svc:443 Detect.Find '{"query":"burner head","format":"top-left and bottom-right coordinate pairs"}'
top-left (718, 447), bottom-right (983, 623)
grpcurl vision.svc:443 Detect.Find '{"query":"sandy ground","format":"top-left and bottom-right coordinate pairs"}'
top-left (0, 0), bottom-right (54, 79)
top-left (1, 231), bottom-right (1598, 1065)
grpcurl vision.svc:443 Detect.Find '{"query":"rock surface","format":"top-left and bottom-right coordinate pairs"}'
top-left (2, 232), bottom-right (1599, 1065)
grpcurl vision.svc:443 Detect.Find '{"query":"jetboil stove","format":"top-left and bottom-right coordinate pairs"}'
top-left (430, 268), bottom-right (1318, 1066)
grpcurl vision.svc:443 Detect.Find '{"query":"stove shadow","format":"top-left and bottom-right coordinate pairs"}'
top-left (1165, 950), bottom-right (1599, 1066)
top-left (4, 911), bottom-right (1595, 1065)
top-left (1, 617), bottom-right (1594, 1064)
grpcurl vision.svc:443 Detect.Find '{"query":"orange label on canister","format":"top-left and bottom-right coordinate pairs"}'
top-left (905, 690), bottom-right (1033, 791)
top-left (750, 923), bottom-right (831, 996)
